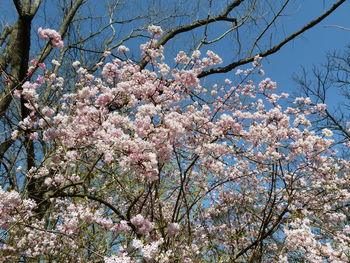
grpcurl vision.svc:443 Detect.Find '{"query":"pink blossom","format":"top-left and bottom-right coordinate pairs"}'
top-left (147, 25), bottom-right (163, 37)
top-left (167, 222), bottom-right (180, 236)
top-left (28, 132), bottom-right (38, 140)
top-left (130, 214), bottom-right (154, 235)
top-left (175, 51), bottom-right (189, 63)
top-left (5, 38), bottom-right (350, 263)
top-left (11, 130), bottom-right (19, 140)
top-left (111, 220), bottom-right (131, 233)
top-left (52, 59), bottom-right (60, 66)
top-left (38, 63), bottom-right (46, 70)
top-left (191, 50), bottom-right (201, 59)
top-left (72, 61), bottom-right (80, 67)
top-left (104, 254), bottom-right (133, 263)
top-left (206, 50), bottom-right (223, 65)
top-left (322, 128), bottom-right (333, 137)
top-left (117, 45), bottom-right (129, 55)
top-left (103, 51), bottom-right (112, 57)
top-left (37, 27), bottom-right (64, 48)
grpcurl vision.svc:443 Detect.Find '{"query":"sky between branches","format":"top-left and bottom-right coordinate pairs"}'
top-left (0, 0), bottom-right (349, 106)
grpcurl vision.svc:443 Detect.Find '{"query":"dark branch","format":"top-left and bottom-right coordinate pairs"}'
top-left (198, 0), bottom-right (346, 78)
top-left (138, 0), bottom-right (245, 69)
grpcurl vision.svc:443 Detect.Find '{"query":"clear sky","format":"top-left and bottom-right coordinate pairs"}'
top-left (262, 0), bottom-right (350, 107)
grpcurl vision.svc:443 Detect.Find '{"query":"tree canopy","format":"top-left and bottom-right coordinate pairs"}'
top-left (0, 1), bottom-right (349, 262)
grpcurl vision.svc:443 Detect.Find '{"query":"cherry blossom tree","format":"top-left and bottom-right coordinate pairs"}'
top-left (0, 0), bottom-right (347, 185)
top-left (0, 25), bottom-right (349, 263)
top-left (1, 1), bottom-right (349, 262)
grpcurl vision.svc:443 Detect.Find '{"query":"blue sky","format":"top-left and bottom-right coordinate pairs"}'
top-left (1, 0), bottom-right (348, 107)
top-left (262, 0), bottom-right (350, 107)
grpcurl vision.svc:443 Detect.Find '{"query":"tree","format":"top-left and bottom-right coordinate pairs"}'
top-left (294, 41), bottom-right (350, 154)
top-left (0, 0), bottom-right (349, 262)
top-left (0, 24), bottom-right (349, 263)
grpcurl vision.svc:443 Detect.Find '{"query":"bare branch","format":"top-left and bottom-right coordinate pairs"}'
top-left (0, 137), bottom-right (13, 160)
top-left (13, 0), bottom-right (22, 14)
top-left (198, 0), bottom-right (346, 78)
top-left (138, 0), bottom-right (245, 69)
top-left (37, 0), bottom-right (85, 62)
top-left (249, 0), bottom-right (291, 56)
top-left (0, 26), bottom-right (12, 47)
top-left (324, 24), bottom-right (350, 31)
top-left (30, 0), bottom-right (41, 15)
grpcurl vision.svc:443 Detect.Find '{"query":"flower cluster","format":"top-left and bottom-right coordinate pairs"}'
top-left (38, 27), bottom-right (64, 48)
top-left (3, 25), bottom-right (350, 263)
top-left (147, 25), bottom-right (163, 37)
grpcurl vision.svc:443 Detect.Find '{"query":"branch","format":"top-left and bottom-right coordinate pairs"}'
top-left (0, 26), bottom-right (13, 47)
top-left (198, 0), bottom-right (346, 78)
top-left (13, 0), bottom-right (42, 16)
top-left (56, 192), bottom-right (126, 220)
top-left (53, 191), bottom-right (142, 236)
top-left (0, 137), bottom-right (14, 160)
top-left (30, 0), bottom-right (41, 15)
top-left (249, 0), bottom-right (291, 56)
top-left (36, 0), bottom-right (85, 62)
top-left (324, 24), bottom-right (350, 31)
top-left (233, 206), bottom-right (289, 260)
top-left (13, 0), bottom-right (22, 14)
top-left (0, 0), bottom-right (43, 117)
top-left (138, 0), bottom-right (245, 69)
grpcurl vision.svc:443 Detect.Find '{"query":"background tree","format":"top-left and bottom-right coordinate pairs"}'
top-left (294, 37), bottom-right (350, 155)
